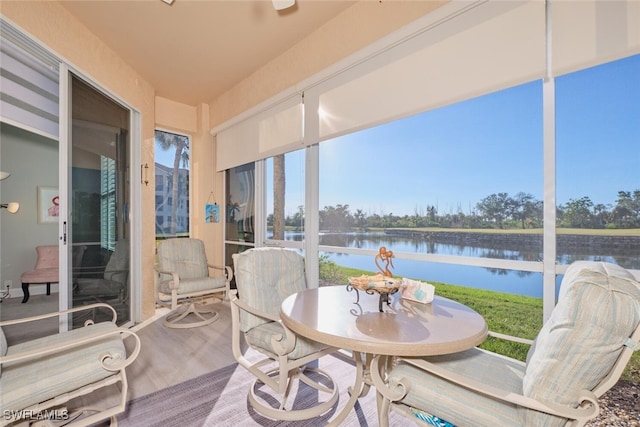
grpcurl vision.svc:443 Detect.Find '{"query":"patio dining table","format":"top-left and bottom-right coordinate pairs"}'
top-left (280, 285), bottom-right (488, 426)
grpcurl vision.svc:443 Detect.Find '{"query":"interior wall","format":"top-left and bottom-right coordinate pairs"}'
top-left (0, 123), bottom-right (59, 297)
top-left (190, 103), bottom-right (220, 259)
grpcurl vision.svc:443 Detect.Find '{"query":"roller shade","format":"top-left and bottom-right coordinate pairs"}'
top-left (0, 19), bottom-right (60, 139)
top-left (552, 0), bottom-right (640, 77)
top-left (315, 1), bottom-right (546, 142)
top-left (215, 92), bottom-right (303, 171)
top-left (214, 0), bottom-right (639, 170)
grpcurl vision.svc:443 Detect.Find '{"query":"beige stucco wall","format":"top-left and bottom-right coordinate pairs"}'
top-left (1, 0), bottom-right (157, 321)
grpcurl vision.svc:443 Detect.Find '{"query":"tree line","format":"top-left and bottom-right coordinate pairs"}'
top-left (269, 190), bottom-right (640, 231)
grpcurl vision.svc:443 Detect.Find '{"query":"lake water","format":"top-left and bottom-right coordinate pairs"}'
top-left (282, 231), bottom-right (637, 298)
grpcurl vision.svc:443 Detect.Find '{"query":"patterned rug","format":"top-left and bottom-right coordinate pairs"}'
top-left (117, 353), bottom-right (409, 426)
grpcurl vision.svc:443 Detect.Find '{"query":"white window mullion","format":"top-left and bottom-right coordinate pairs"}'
top-left (304, 144), bottom-right (320, 288)
top-left (254, 160), bottom-right (266, 247)
top-left (542, 0), bottom-right (557, 323)
top-left (542, 76), bottom-right (557, 322)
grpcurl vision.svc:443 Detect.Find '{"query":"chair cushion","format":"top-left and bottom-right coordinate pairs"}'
top-left (388, 348), bottom-right (525, 426)
top-left (522, 261), bottom-right (640, 426)
top-left (157, 238), bottom-right (209, 281)
top-left (233, 248), bottom-right (306, 332)
top-left (20, 268), bottom-right (59, 284)
top-left (245, 321), bottom-right (332, 360)
top-left (75, 278), bottom-right (125, 297)
top-left (0, 322), bottom-right (126, 412)
top-left (157, 276), bottom-right (226, 294)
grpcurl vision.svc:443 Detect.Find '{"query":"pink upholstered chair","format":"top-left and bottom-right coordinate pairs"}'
top-left (20, 245), bottom-right (86, 303)
top-left (20, 245), bottom-right (59, 303)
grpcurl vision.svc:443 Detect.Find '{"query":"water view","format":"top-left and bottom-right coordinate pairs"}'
top-left (282, 231), bottom-right (639, 298)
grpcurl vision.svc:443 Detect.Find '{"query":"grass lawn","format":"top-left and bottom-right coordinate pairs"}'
top-left (327, 265), bottom-right (639, 384)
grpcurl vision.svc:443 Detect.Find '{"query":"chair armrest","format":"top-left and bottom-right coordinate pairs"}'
top-left (155, 264), bottom-right (233, 292)
top-left (103, 269), bottom-right (128, 284)
top-left (74, 265), bottom-right (107, 272)
top-left (371, 355), bottom-right (599, 423)
top-left (154, 266), bottom-right (180, 290)
top-left (207, 263), bottom-right (233, 281)
top-left (208, 264), bottom-right (233, 293)
top-left (229, 290), bottom-right (280, 323)
top-left (0, 303), bottom-right (117, 327)
top-left (488, 330), bottom-right (535, 346)
top-left (229, 291), bottom-right (295, 355)
top-left (0, 326), bottom-right (141, 372)
top-left (73, 266), bottom-right (106, 281)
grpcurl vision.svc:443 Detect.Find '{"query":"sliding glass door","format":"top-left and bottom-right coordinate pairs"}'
top-left (1, 20), bottom-right (138, 329)
top-left (69, 75), bottom-right (131, 326)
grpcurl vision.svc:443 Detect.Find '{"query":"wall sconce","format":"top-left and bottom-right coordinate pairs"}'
top-left (0, 172), bottom-right (18, 213)
top-left (1, 202), bottom-right (20, 214)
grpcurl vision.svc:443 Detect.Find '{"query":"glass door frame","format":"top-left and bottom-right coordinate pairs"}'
top-left (58, 64), bottom-right (142, 330)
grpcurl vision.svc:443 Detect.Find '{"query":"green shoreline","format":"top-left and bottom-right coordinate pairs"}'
top-left (382, 227), bottom-right (640, 236)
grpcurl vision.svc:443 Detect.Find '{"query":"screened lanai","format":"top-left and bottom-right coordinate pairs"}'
top-left (216, 0), bottom-right (640, 327)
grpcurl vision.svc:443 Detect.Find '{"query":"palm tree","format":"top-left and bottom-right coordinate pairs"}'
top-left (273, 154), bottom-right (285, 239)
top-left (155, 131), bottom-right (189, 236)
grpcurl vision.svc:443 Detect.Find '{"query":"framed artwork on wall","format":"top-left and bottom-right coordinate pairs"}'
top-left (38, 186), bottom-right (59, 224)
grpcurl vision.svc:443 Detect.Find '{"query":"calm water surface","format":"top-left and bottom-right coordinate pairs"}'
top-left (281, 231), bottom-right (638, 298)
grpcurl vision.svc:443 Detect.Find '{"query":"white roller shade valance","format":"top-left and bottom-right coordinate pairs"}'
top-left (213, 0), bottom-right (640, 171)
top-left (1, 19), bottom-right (59, 140)
top-left (314, 1), bottom-right (546, 142)
top-left (552, 0), bottom-right (640, 77)
top-left (215, 92), bottom-right (303, 171)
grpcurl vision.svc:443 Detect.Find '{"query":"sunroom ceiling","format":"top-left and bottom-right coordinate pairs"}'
top-left (59, 0), bottom-right (356, 106)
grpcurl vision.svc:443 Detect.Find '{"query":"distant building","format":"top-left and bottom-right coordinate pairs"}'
top-left (155, 163), bottom-right (189, 236)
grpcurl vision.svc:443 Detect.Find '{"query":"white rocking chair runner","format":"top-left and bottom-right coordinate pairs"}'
top-left (230, 247), bottom-right (339, 421)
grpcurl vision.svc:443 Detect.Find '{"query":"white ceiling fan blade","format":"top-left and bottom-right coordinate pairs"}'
top-left (273, 0), bottom-right (295, 11)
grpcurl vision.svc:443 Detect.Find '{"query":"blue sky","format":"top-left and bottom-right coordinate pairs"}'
top-left (315, 54), bottom-right (639, 217)
top-left (319, 80), bottom-right (543, 216)
top-left (555, 54), bottom-right (640, 210)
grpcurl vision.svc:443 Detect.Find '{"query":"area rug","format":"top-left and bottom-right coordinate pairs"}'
top-left (117, 353), bottom-right (408, 426)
